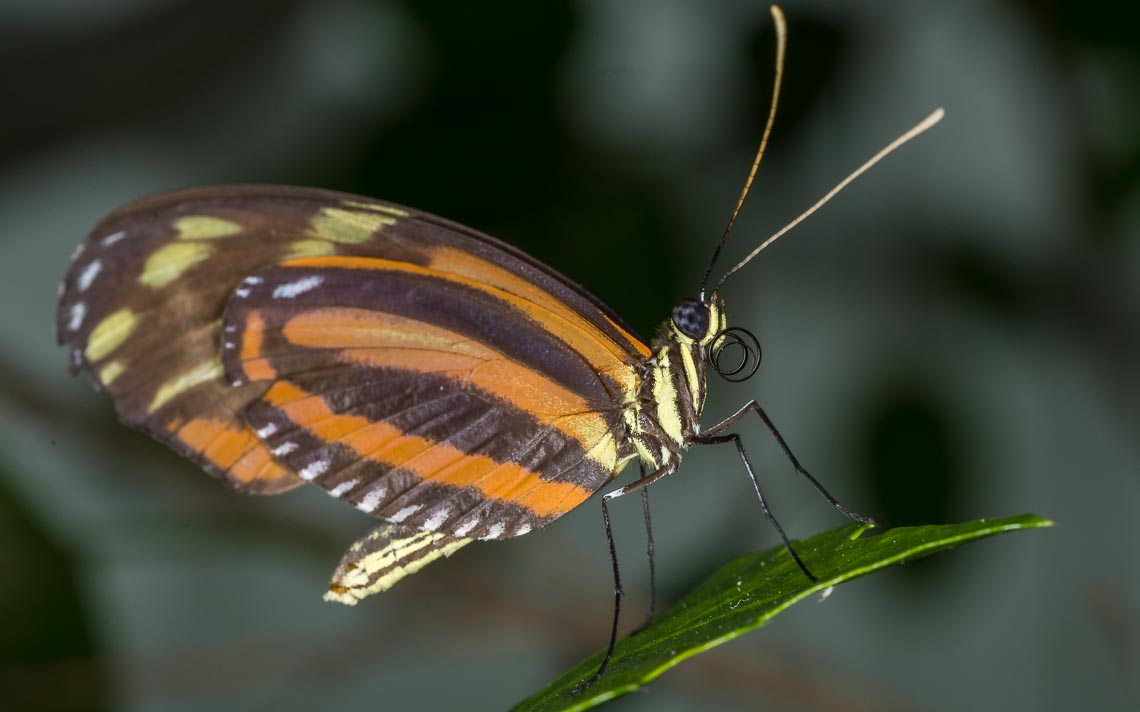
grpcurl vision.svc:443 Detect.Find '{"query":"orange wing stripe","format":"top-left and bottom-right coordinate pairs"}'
top-left (240, 311), bottom-right (277, 382)
top-left (230, 439), bottom-right (292, 485)
top-left (281, 256), bottom-right (638, 393)
top-left (277, 307), bottom-right (612, 454)
top-left (175, 416), bottom-right (291, 485)
top-left (264, 381), bottom-right (592, 517)
top-left (427, 246), bottom-right (651, 358)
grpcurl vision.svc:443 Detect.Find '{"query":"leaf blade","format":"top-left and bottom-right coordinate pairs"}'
top-left (513, 514), bottom-right (1052, 712)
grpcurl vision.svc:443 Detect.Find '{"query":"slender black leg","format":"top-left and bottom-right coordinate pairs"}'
top-left (632, 470), bottom-right (657, 634)
top-left (572, 464), bottom-right (675, 694)
top-left (696, 432), bottom-right (819, 582)
top-left (702, 400), bottom-right (878, 527)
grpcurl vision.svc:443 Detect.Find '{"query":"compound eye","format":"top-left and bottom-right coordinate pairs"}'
top-left (671, 299), bottom-right (709, 339)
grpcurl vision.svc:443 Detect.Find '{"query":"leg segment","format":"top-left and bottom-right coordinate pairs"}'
top-left (701, 400), bottom-right (877, 526)
top-left (694, 432), bottom-right (819, 582)
top-left (637, 480), bottom-right (657, 631)
top-left (572, 464), bottom-right (675, 693)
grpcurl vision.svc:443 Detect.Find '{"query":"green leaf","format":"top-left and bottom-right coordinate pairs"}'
top-left (513, 514), bottom-right (1052, 712)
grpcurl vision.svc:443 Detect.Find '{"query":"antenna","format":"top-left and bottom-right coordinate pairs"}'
top-left (699, 4), bottom-right (787, 302)
top-left (714, 108), bottom-right (945, 291)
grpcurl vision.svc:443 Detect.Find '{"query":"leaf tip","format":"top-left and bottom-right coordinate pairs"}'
top-left (1015, 514), bottom-right (1054, 529)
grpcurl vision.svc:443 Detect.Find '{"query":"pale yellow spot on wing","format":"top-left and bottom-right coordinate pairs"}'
top-left (99, 360), bottom-right (126, 386)
top-left (175, 215), bottom-right (242, 239)
top-left (585, 429), bottom-right (619, 475)
top-left (342, 200), bottom-right (411, 218)
top-left (140, 242), bottom-right (213, 287)
top-left (310, 207), bottom-right (398, 244)
top-left (285, 239), bottom-right (336, 259)
top-left (85, 309), bottom-right (138, 362)
top-left (148, 356), bottom-right (224, 413)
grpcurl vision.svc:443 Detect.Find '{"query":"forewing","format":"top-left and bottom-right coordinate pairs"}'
top-left (57, 186), bottom-right (649, 497)
top-left (222, 256), bottom-right (641, 539)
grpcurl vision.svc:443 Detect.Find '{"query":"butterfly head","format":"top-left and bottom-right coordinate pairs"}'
top-left (670, 295), bottom-right (761, 385)
top-left (640, 295), bottom-right (757, 446)
top-left (670, 297), bottom-right (723, 346)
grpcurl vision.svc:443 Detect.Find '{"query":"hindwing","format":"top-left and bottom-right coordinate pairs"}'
top-left (221, 256), bottom-right (641, 539)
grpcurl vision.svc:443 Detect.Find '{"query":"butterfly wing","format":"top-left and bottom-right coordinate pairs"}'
top-left (56, 187), bottom-right (370, 494)
top-left (221, 254), bottom-right (642, 540)
top-left (57, 186), bottom-right (649, 505)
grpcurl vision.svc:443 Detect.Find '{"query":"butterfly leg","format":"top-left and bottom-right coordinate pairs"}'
top-left (618, 465), bottom-right (657, 637)
top-left (700, 400), bottom-right (878, 527)
top-left (692, 431), bottom-right (819, 582)
top-left (572, 463), bottom-right (675, 693)
top-left (632, 477), bottom-right (658, 634)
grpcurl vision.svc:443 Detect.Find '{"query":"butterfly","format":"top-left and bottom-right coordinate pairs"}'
top-left (56, 5), bottom-right (941, 685)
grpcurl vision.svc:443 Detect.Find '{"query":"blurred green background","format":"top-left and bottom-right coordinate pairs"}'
top-left (1, 1), bottom-right (1136, 710)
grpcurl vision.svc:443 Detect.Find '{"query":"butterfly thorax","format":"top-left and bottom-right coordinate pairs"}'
top-left (623, 298), bottom-right (726, 473)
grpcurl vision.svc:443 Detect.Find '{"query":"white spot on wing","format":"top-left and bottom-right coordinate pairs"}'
top-left (100, 230), bottom-right (126, 247)
top-left (423, 506), bottom-right (452, 531)
top-left (224, 324), bottom-right (237, 333)
top-left (514, 523), bottom-right (531, 536)
top-left (357, 485), bottom-right (387, 513)
top-left (300, 459), bottom-right (329, 481)
top-left (329, 478), bottom-right (358, 497)
top-left (272, 442), bottom-right (298, 456)
top-left (453, 518), bottom-right (478, 537)
top-left (67, 302), bottom-right (87, 332)
top-left (234, 288), bottom-right (251, 298)
top-left (273, 275), bottom-right (323, 299)
top-left (390, 504), bottom-right (421, 522)
top-left (77, 260), bottom-right (102, 291)
top-left (242, 275), bottom-right (264, 286)
top-left (256, 423), bottom-right (277, 438)
top-left (481, 522), bottom-right (506, 540)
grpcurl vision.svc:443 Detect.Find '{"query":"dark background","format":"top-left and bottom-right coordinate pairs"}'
top-left (1, 1), bottom-right (1136, 710)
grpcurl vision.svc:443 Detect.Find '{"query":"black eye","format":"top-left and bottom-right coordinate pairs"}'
top-left (671, 298), bottom-right (709, 339)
